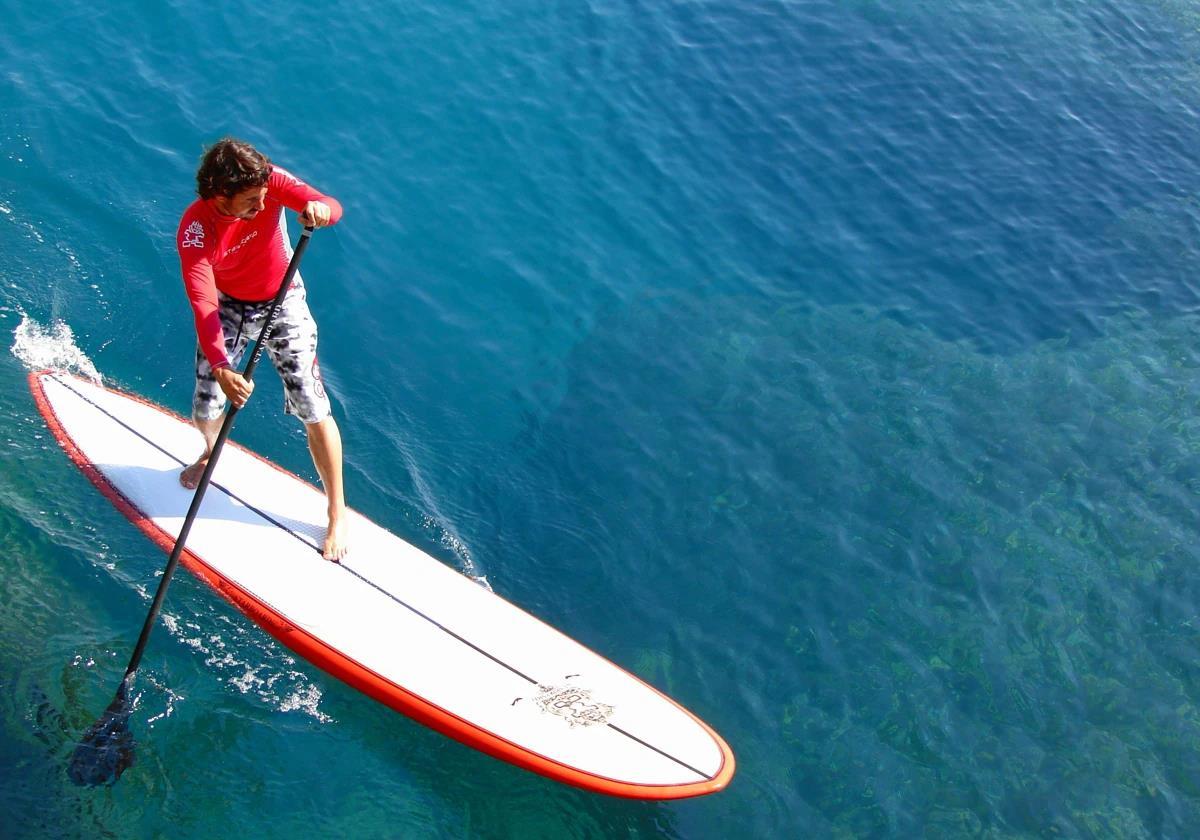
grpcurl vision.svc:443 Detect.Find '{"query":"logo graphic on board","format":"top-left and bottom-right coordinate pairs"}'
top-left (521, 682), bottom-right (615, 728)
top-left (182, 221), bottom-right (206, 248)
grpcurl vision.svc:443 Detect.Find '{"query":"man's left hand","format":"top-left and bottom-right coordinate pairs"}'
top-left (299, 201), bottom-right (332, 228)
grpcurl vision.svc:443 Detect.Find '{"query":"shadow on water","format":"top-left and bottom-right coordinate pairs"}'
top-left (467, 287), bottom-right (1200, 836)
top-left (11, 663), bottom-right (141, 838)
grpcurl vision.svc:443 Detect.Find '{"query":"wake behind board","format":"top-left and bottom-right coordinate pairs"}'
top-left (30, 370), bottom-right (734, 799)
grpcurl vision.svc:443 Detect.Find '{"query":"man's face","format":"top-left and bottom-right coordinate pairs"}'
top-left (215, 185), bottom-right (268, 220)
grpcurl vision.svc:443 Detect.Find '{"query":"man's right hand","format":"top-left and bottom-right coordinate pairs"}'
top-left (214, 366), bottom-right (254, 408)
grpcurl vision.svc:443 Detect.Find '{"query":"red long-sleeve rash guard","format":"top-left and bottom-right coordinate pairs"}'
top-left (176, 167), bottom-right (343, 370)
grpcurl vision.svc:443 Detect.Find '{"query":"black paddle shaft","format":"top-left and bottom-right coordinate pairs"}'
top-left (120, 225), bottom-right (316, 682)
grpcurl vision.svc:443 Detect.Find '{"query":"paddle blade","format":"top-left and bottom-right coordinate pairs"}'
top-left (67, 686), bottom-right (135, 786)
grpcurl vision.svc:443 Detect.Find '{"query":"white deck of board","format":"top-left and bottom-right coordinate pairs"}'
top-left (38, 372), bottom-right (727, 789)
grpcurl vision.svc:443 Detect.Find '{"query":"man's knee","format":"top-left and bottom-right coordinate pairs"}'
top-left (304, 415), bottom-right (338, 436)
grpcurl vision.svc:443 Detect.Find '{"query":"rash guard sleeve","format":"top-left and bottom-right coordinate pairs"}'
top-left (269, 167), bottom-right (344, 224)
top-left (177, 215), bottom-right (230, 370)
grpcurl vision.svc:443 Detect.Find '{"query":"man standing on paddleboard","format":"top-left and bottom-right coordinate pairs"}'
top-left (175, 137), bottom-right (348, 560)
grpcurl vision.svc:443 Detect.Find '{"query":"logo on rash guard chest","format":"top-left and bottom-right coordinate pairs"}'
top-left (226, 230), bottom-right (258, 256)
top-left (182, 221), bottom-right (205, 248)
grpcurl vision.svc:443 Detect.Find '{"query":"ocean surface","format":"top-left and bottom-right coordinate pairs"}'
top-left (4, 0), bottom-right (1200, 836)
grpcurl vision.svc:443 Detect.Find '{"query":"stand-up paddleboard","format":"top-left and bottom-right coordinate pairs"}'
top-left (30, 370), bottom-right (734, 799)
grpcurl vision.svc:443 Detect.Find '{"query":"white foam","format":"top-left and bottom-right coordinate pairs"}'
top-left (444, 532), bottom-right (493, 591)
top-left (419, 513), bottom-right (494, 592)
top-left (10, 314), bottom-right (102, 383)
top-left (159, 608), bottom-right (333, 723)
top-left (143, 675), bottom-right (184, 728)
top-left (278, 683), bottom-right (333, 723)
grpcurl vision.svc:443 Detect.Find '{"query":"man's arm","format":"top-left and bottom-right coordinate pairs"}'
top-left (177, 215), bottom-right (229, 372)
top-left (179, 256), bottom-right (256, 406)
top-left (300, 200), bottom-right (334, 228)
top-left (270, 167), bottom-right (344, 228)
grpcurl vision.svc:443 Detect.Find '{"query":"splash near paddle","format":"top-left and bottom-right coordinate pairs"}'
top-left (30, 370), bottom-right (735, 798)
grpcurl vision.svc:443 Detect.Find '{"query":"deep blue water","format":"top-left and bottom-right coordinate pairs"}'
top-left (5, 0), bottom-right (1200, 836)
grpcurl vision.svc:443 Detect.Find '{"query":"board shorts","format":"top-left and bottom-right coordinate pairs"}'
top-left (192, 275), bottom-right (331, 425)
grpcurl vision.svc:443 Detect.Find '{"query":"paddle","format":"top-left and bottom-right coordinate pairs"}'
top-left (67, 224), bottom-right (317, 787)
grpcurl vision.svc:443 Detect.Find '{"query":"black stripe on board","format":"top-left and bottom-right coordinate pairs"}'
top-left (49, 373), bottom-right (715, 783)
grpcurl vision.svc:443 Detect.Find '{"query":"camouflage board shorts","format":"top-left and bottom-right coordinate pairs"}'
top-left (193, 274), bottom-right (331, 424)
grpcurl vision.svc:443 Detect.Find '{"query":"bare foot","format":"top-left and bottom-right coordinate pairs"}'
top-left (323, 512), bottom-right (349, 561)
top-left (180, 455), bottom-right (210, 489)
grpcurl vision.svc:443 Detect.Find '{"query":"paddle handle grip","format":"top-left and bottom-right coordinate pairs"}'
top-left (120, 226), bottom-right (316, 680)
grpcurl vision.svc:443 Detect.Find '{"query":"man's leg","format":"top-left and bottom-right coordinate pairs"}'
top-left (184, 296), bottom-right (246, 489)
top-left (258, 275), bottom-right (347, 560)
top-left (306, 416), bottom-right (348, 560)
top-left (180, 414), bottom-right (224, 489)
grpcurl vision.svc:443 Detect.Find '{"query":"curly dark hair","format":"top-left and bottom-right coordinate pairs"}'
top-left (195, 138), bottom-right (272, 199)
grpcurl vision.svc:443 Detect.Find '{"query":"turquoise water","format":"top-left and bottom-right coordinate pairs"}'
top-left (5, 0), bottom-right (1200, 835)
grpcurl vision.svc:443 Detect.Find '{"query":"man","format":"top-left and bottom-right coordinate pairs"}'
top-left (176, 137), bottom-right (347, 560)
